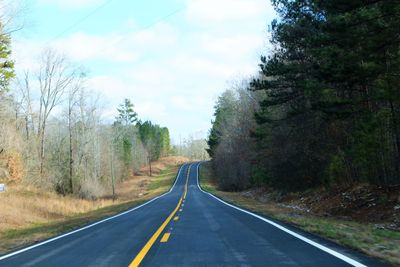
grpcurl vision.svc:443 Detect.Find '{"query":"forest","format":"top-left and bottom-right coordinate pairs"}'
top-left (207, 0), bottom-right (400, 192)
top-left (0, 36), bottom-right (171, 198)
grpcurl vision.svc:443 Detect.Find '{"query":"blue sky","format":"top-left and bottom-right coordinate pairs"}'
top-left (12, 0), bottom-right (276, 142)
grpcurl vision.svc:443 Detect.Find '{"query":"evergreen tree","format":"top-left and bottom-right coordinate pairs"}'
top-left (206, 90), bottom-right (237, 158)
top-left (250, 0), bottom-right (400, 190)
top-left (115, 99), bottom-right (138, 126)
top-left (0, 23), bottom-right (14, 94)
top-left (137, 121), bottom-right (170, 161)
top-left (114, 99), bottom-right (138, 178)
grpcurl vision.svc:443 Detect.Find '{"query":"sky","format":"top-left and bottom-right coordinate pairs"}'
top-left (11, 0), bottom-right (276, 143)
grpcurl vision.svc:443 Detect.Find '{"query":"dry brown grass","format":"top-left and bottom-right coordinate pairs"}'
top-left (137, 156), bottom-right (188, 176)
top-left (0, 151), bottom-right (24, 183)
top-left (0, 184), bottom-right (114, 232)
top-left (0, 157), bottom-right (187, 237)
top-left (116, 156), bottom-right (187, 201)
top-left (6, 152), bottom-right (24, 182)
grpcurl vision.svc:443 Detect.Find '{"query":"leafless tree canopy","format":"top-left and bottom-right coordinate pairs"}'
top-left (1, 48), bottom-right (159, 198)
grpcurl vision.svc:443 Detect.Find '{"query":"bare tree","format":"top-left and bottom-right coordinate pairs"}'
top-left (36, 49), bottom-right (76, 175)
top-left (16, 71), bottom-right (35, 140)
top-left (66, 72), bottom-right (86, 193)
top-left (208, 81), bottom-right (262, 191)
top-left (0, 0), bottom-right (27, 35)
top-left (176, 134), bottom-right (209, 161)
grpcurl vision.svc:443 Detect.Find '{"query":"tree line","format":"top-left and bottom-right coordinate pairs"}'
top-left (207, 0), bottom-right (400, 192)
top-left (0, 23), bottom-right (171, 198)
top-left (173, 133), bottom-right (209, 161)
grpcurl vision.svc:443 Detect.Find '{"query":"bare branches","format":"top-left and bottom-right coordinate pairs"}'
top-left (37, 49), bottom-right (76, 132)
top-left (0, 0), bottom-right (26, 35)
top-left (30, 48), bottom-right (81, 175)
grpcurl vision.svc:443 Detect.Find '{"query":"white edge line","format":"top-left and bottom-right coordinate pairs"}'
top-left (195, 162), bottom-right (367, 267)
top-left (0, 164), bottom-right (187, 261)
top-left (169, 163), bottom-right (184, 193)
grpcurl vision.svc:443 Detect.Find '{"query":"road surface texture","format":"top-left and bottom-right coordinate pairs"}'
top-left (0, 162), bottom-right (388, 267)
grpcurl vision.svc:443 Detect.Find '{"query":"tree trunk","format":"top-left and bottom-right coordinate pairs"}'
top-left (25, 116), bottom-right (30, 140)
top-left (148, 156), bottom-right (152, 177)
top-left (39, 124), bottom-right (46, 175)
top-left (389, 101), bottom-right (400, 185)
top-left (110, 142), bottom-right (116, 201)
top-left (68, 108), bottom-right (73, 194)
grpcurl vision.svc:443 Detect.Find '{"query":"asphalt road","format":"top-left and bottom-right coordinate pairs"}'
top-left (0, 162), bottom-right (388, 267)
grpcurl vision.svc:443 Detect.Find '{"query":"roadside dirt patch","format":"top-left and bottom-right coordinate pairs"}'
top-left (240, 184), bottom-right (400, 230)
top-left (137, 156), bottom-right (188, 176)
top-left (116, 156), bottom-right (188, 201)
top-left (116, 175), bottom-right (152, 201)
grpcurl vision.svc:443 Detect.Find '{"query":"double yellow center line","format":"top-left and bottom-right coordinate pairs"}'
top-left (183, 166), bottom-right (190, 200)
top-left (129, 164), bottom-right (192, 267)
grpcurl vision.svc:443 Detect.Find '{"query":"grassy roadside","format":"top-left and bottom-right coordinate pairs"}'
top-left (199, 162), bottom-right (400, 266)
top-left (0, 162), bottom-right (182, 255)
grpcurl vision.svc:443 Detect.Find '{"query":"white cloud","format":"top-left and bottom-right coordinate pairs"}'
top-left (171, 56), bottom-right (234, 78)
top-left (12, 39), bottom-right (42, 71)
top-left (170, 95), bottom-right (193, 111)
top-left (13, 22), bottom-right (178, 66)
top-left (52, 32), bottom-right (138, 62)
top-left (198, 34), bottom-right (264, 59)
top-left (88, 76), bottom-right (131, 100)
top-left (135, 101), bottom-right (167, 120)
top-left (12, 0), bottom-right (275, 140)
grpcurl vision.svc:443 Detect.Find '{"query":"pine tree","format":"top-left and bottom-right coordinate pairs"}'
top-left (115, 99), bottom-right (138, 126)
top-left (0, 23), bottom-right (14, 94)
top-left (251, 0), bottom-right (400, 190)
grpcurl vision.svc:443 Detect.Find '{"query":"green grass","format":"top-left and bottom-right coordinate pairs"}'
top-left (0, 164), bottom-right (180, 255)
top-left (148, 166), bottom-right (179, 192)
top-left (198, 162), bottom-right (218, 194)
top-left (199, 162), bottom-right (400, 266)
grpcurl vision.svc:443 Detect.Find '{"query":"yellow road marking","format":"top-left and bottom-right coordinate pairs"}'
top-left (160, 233), bottom-right (171, 243)
top-left (129, 165), bottom-right (192, 266)
top-left (174, 216), bottom-right (179, 221)
top-left (183, 165), bottom-right (191, 199)
top-left (129, 197), bottom-right (182, 267)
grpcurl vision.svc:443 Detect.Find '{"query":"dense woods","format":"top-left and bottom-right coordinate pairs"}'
top-left (207, 84), bottom-right (262, 190)
top-left (0, 26), bottom-right (171, 199)
top-left (208, 0), bottom-right (400, 192)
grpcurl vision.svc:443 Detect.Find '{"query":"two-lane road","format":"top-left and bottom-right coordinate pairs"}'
top-left (0, 163), bottom-right (387, 266)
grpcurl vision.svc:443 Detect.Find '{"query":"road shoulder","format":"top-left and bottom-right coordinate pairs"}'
top-left (198, 162), bottom-right (397, 267)
top-left (0, 161), bottom-right (184, 257)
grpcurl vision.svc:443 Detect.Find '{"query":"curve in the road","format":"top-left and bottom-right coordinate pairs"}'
top-left (0, 164), bottom-right (185, 262)
top-left (0, 162), bottom-right (388, 267)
